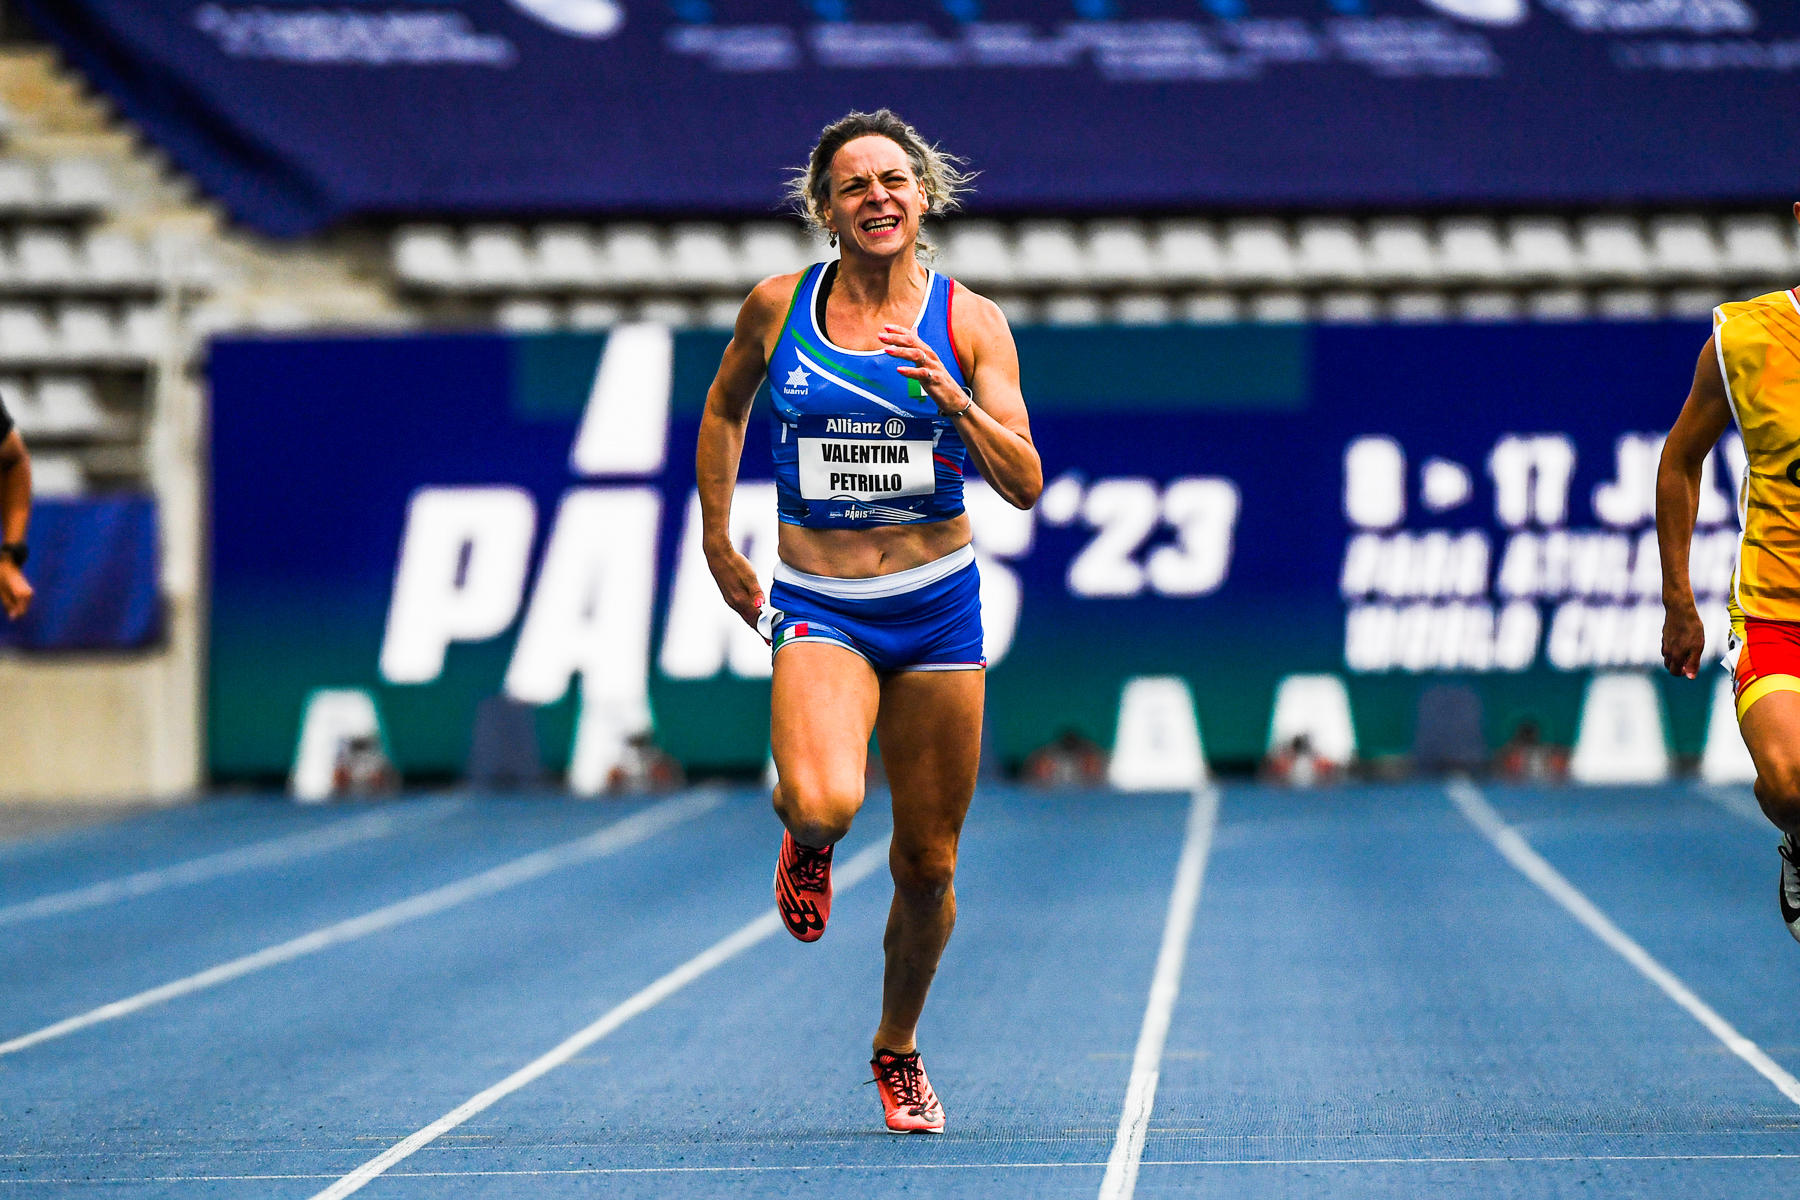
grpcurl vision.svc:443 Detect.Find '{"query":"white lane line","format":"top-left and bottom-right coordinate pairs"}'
top-left (20, 1152), bottom-right (1800, 1184)
top-left (0, 792), bottom-right (719, 1058)
top-left (0, 800), bottom-right (465, 928)
top-left (1449, 779), bottom-right (1800, 1108)
top-left (309, 836), bottom-right (893, 1200)
top-left (1098, 785), bottom-right (1221, 1200)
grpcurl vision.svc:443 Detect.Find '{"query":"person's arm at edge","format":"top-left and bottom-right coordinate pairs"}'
top-left (697, 273), bottom-right (793, 628)
top-left (0, 428), bottom-right (32, 619)
top-left (1656, 334), bottom-right (1733, 679)
top-left (940, 284), bottom-right (1042, 510)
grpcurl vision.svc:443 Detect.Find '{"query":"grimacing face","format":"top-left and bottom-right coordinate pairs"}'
top-left (824, 134), bottom-right (925, 259)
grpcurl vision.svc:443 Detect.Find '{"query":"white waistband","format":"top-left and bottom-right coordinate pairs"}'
top-left (773, 543), bottom-right (974, 600)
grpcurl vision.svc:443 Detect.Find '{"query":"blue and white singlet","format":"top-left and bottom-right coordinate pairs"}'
top-left (765, 261), bottom-right (969, 530)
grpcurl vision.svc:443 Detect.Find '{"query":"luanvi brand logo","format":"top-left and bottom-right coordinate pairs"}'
top-left (783, 367), bottom-right (811, 396)
top-left (503, 0), bottom-right (623, 38)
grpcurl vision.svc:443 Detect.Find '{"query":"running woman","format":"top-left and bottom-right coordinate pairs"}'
top-left (696, 110), bottom-right (1041, 1133)
top-left (1659, 202), bottom-right (1800, 941)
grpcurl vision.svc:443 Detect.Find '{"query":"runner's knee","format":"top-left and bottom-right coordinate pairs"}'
top-left (1756, 763), bottom-right (1800, 827)
top-left (773, 775), bottom-right (860, 846)
top-left (890, 842), bottom-right (957, 904)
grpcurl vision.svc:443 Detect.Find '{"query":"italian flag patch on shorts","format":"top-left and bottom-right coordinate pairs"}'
top-left (775, 623), bottom-right (809, 647)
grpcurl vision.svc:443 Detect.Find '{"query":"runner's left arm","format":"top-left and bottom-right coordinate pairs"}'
top-left (879, 285), bottom-right (1042, 510)
top-left (1656, 335), bottom-right (1732, 679)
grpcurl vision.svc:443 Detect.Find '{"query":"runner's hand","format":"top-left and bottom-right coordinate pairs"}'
top-left (1661, 599), bottom-right (1705, 679)
top-left (0, 560), bottom-right (30, 620)
top-left (879, 324), bottom-right (969, 415)
top-left (704, 542), bottom-right (763, 629)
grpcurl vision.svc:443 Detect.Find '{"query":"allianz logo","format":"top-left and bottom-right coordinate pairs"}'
top-left (824, 417), bottom-right (904, 437)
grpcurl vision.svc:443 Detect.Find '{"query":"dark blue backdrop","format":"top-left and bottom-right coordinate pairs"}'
top-left (209, 319), bottom-right (1731, 778)
top-left (24, 0), bottom-right (1800, 235)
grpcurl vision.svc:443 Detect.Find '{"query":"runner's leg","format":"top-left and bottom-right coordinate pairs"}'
top-left (771, 641), bottom-right (881, 847)
top-left (870, 667), bottom-right (984, 1053)
top-left (1740, 689), bottom-right (1800, 837)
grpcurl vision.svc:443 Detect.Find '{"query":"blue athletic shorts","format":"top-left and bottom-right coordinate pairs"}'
top-left (758, 544), bottom-right (985, 673)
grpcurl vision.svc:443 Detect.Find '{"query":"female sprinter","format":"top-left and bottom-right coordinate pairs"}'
top-left (695, 109), bottom-right (1041, 1134)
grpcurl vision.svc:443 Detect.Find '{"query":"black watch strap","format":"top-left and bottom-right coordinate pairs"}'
top-left (1, 542), bottom-right (26, 567)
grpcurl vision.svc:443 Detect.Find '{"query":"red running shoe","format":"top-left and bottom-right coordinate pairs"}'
top-left (774, 831), bottom-right (832, 942)
top-left (871, 1049), bottom-right (946, 1134)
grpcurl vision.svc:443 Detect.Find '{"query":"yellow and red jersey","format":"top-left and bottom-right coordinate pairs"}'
top-left (1715, 289), bottom-right (1800, 625)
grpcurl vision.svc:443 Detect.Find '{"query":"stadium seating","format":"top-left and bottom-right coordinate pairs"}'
top-left (387, 211), bottom-right (1798, 330)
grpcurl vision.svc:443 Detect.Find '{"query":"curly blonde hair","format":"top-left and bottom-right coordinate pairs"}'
top-left (786, 109), bottom-right (974, 258)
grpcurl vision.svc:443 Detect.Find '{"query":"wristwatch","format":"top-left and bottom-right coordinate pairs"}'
top-left (1, 542), bottom-right (27, 567)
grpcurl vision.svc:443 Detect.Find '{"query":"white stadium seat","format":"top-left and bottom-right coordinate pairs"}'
top-left (34, 375), bottom-right (114, 436)
top-left (1110, 292), bottom-right (1172, 325)
top-left (1014, 220), bottom-right (1086, 287)
top-left (0, 160), bottom-right (41, 210)
top-left (533, 225), bottom-right (604, 288)
top-left (83, 229), bottom-right (154, 285)
top-left (598, 224), bottom-right (669, 288)
top-left (1085, 219), bottom-right (1156, 287)
top-left (634, 296), bottom-right (696, 326)
top-left (494, 298), bottom-right (559, 331)
top-left (26, 452), bottom-right (85, 496)
top-left (568, 298), bottom-right (626, 329)
top-left (1436, 217), bottom-right (1508, 283)
top-left (1596, 288), bottom-right (1659, 320)
top-left (666, 223), bottom-right (740, 289)
top-left (1647, 215), bottom-right (1720, 280)
top-left (120, 304), bottom-right (168, 358)
top-left (462, 225), bottom-right (534, 289)
top-left (0, 304), bottom-right (55, 358)
top-left (935, 220), bottom-right (1016, 287)
top-left (393, 225), bottom-right (463, 287)
top-left (1294, 219), bottom-right (1368, 284)
top-left (1222, 219), bottom-right (1297, 285)
top-left (1666, 288), bottom-right (1724, 319)
top-left (701, 295), bottom-right (743, 329)
top-left (1577, 215), bottom-right (1651, 281)
top-left (1249, 292), bottom-right (1308, 323)
top-left (1718, 213), bottom-right (1794, 279)
top-left (1390, 291), bottom-right (1450, 322)
top-left (45, 158), bottom-right (115, 210)
top-left (1458, 291), bottom-right (1521, 322)
top-left (14, 228), bottom-right (83, 285)
top-left (1155, 220), bottom-right (1225, 286)
top-left (1178, 291), bottom-right (1240, 323)
top-left (55, 303), bottom-right (119, 357)
top-left (1041, 292), bottom-right (1105, 325)
top-left (1317, 291), bottom-right (1381, 323)
top-left (1527, 288), bottom-right (1590, 320)
top-left (738, 222), bottom-right (810, 281)
top-left (985, 293), bottom-right (1037, 326)
top-left (1508, 217), bottom-right (1579, 281)
top-left (1365, 218), bottom-right (1437, 283)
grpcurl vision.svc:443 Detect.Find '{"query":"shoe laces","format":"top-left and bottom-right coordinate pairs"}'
top-left (789, 841), bottom-right (831, 890)
top-left (874, 1050), bottom-right (928, 1111)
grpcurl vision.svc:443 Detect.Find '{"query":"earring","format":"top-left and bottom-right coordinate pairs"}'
top-left (828, 233), bottom-right (838, 247)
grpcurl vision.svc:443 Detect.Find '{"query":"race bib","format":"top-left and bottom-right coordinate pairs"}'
top-left (795, 415), bottom-right (935, 502)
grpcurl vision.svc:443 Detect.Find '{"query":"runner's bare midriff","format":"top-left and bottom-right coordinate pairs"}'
top-left (778, 513), bottom-right (972, 579)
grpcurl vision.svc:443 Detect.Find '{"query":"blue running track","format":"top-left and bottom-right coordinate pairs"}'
top-left (0, 781), bottom-right (1796, 1198)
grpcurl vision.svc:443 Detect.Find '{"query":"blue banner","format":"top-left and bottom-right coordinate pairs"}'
top-left (0, 496), bottom-right (162, 651)
top-left (208, 320), bottom-right (1728, 778)
top-left (24, 0), bottom-right (1800, 236)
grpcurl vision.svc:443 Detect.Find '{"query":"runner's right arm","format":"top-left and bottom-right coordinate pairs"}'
top-left (696, 275), bottom-right (795, 627)
top-left (1656, 335), bottom-right (1733, 679)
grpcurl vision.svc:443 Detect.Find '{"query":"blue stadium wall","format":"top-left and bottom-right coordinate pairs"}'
top-left (209, 320), bottom-right (1733, 778)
